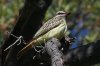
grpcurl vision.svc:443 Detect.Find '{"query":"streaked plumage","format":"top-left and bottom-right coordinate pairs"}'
top-left (17, 11), bottom-right (70, 59)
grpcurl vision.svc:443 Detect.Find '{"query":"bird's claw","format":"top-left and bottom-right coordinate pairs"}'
top-left (32, 44), bottom-right (46, 59)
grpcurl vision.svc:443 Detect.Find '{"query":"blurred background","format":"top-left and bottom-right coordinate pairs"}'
top-left (0, 0), bottom-right (100, 65)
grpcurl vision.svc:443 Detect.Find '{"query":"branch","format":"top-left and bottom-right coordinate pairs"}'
top-left (45, 38), bottom-right (100, 66)
top-left (45, 38), bottom-right (63, 66)
top-left (63, 40), bottom-right (100, 66)
top-left (1, 0), bottom-right (52, 66)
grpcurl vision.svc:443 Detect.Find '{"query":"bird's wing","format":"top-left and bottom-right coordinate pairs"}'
top-left (33, 16), bottom-right (62, 38)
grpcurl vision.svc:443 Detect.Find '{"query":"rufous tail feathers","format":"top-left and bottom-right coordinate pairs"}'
top-left (17, 40), bottom-right (35, 60)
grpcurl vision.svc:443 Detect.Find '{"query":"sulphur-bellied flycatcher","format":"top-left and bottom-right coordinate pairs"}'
top-left (17, 11), bottom-right (70, 59)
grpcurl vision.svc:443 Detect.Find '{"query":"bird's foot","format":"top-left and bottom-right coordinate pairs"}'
top-left (32, 45), bottom-right (46, 59)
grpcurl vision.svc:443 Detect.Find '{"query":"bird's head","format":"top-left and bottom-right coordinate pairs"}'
top-left (56, 11), bottom-right (70, 17)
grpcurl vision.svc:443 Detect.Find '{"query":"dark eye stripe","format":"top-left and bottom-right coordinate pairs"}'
top-left (57, 13), bottom-right (65, 15)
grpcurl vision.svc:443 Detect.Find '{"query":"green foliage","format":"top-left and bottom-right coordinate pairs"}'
top-left (0, 0), bottom-right (24, 46)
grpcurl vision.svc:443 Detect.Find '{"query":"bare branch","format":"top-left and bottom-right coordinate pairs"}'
top-left (1, 0), bottom-right (52, 66)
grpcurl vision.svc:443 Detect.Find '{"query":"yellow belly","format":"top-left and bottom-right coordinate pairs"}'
top-left (34, 22), bottom-right (67, 46)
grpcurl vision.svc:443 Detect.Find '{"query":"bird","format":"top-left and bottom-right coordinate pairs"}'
top-left (17, 11), bottom-right (70, 59)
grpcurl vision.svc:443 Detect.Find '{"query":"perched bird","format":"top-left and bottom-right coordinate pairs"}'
top-left (17, 11), bottom-right (70, 59)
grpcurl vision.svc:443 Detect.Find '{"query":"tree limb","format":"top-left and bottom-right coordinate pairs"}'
top-left (1, 0), bottom-right (52, 66)
top-left (44, 38), bottom-right (100, 66)
top-left (63, 40), bottom-right (100, 66)
top-left (45, 38), bottom-right (63, 66)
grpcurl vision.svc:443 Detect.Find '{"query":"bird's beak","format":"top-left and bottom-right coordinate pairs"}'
top-left (66, 12), bottom-right (71, 18)
top-left (66, 12), bottom-right (71, 16)
top-left (65, 12), bottom-right (71, 20)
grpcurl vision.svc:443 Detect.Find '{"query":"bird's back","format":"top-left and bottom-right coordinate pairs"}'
top-left (33, 16), bottom-right (64, 39)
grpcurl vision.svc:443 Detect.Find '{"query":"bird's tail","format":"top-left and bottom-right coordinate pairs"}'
top-left (17, 40), bottom-right (36, 60)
